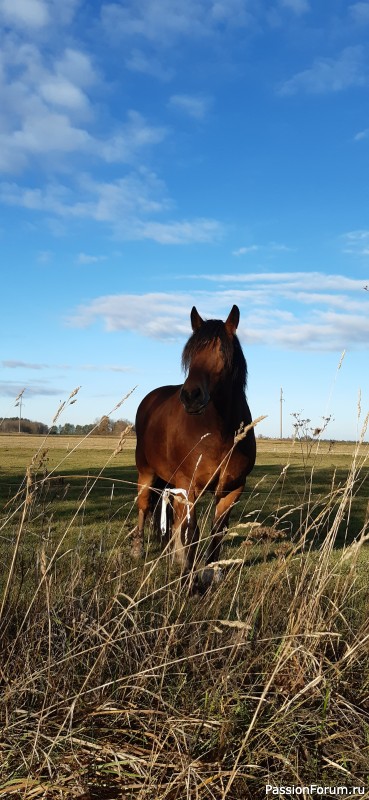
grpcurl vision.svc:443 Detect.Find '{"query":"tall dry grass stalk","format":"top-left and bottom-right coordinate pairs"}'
top-left (0, 398), bottom-right (368, 798)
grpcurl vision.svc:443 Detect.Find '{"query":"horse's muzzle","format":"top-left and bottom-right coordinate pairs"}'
top-left (180, 385), bottom-right (209, 415)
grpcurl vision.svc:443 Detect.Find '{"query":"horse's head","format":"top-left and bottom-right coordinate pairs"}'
top-left (180, 305), bottom-right (242, 415)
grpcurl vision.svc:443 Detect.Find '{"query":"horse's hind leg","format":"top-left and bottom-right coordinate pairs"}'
top-left (132, 470), bottom-right (155, 558)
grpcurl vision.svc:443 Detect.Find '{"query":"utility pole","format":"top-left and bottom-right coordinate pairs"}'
top-left (15, 388), bottom-right (25, 434)
top-left (280, 387), bottom-right (283, 439)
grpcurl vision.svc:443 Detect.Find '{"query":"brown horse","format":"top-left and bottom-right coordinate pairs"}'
top-left (133, 305), bottom-right (256, 582)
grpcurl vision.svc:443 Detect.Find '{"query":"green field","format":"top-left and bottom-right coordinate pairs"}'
top-left (0, 433), bottom-right (368, 798)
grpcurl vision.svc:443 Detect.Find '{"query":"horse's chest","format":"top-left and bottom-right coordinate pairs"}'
top-left (184, 439), bottom-right (249, 493)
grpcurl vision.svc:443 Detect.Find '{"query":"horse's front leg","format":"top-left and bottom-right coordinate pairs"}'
top-left (132, 470), bottom-right (155, 558)
top-left (205, 486), bottom-right (244, 566)
top-left (172, 490), bottom-right (198, 576)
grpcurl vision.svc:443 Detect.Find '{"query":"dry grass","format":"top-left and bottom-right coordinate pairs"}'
top-left (0, 422), bottom-right (369, 799)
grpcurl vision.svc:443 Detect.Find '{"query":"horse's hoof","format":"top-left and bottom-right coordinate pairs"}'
top-left (213, 566), bottom-right (224, 585)
top-left (200, 566), bottom-right (224, 592)
top-left (200, 567), bottom-right (214, 592)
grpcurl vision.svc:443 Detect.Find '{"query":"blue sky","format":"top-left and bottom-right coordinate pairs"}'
top-left (1, 0), bottom-right (369, 440)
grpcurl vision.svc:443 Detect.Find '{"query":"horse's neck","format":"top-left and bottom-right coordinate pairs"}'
top-left (213, 382), bottom-right (247, 437)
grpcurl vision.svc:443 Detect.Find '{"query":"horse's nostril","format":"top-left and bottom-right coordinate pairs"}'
top-left (180, 387), bottom-right (190, 405)
top-left (180, 385), bottom-right (205, 410)
top-left (181, 386), bottom-right (203, 406)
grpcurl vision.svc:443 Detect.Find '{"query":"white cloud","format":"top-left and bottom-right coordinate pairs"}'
top-left (168, 94), bottom-right (212, 119)
top-left (66, 274), bottom-right (369, 350)
top-left (0, 0), bottom-right (49, 29)
top-left (77, 253), bottom-right (107, 264)
top-left (269, 242), bottom-right (294, 252)
top-left (0, 171), bottom-right (223, 244)
top-left (0, 32), bottom-right (165, 173)
top-left (54, 48), bottom-right (97, 88)
top-left (0, 181), bottom-right (80, 214)
top-left (282, 291), bottom-right (366, 312)
top-left (2, 360), bottom-right (48, 369)
top-left (279, 0), bottom-right (310, 14)
top-left (0, 61), bottom-right (166, 172)
top-left (0, 380), bottom-right (62, 397)
top-left (232, 242), bottom-right (293, 256)
top-left (99, 111), bottom-right (167, 164)
top-left (349, 2), bottom-right (369, 24)
top-left (68, 292), bottom-right (196, 337)
top-left (278, 46), bottom-right (368, 95)
top-left (0, 14), bottom-right (221, 245)
top-left (0, 41), bottom-right (100, 171)
top-left (1, 360), bottom-right (132, 373)
top-left (11, 111), bottom-right (91, 156)
top-left (0, 171), bottom-right (168, 219)
top-left (233, 245), bottom-right (260, 256)
top-left (125, 48), bottom-right (174, 80)
top-left (344, 229), bottom-right (369, 240)
top-left (188, 271), bottom-right (368, 292)
top-left (101, 0), bottom-right (254, 48)
top-left (37, 250), bottom-right (52, 263)
top-left (39, 77), bottom-right (90, 114)
top-left (82, 170), bottom-right (170, 221)
top-left (0, 0), bottom-right (81, 29)
top-left (77, 364), bottom-right (133, 372)
top-left (0, 0), bottom-right (81, 32)
top-left (133, 218), bottom-right (223, 244)
top-left (354, 128), bottom-right (369, 141)
top-left (342, 229), bottom-right (369, 255)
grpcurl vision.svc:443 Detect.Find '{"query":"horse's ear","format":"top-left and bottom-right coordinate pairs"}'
top-left (225, 305), bottom-right (240, 335)
top-left (191, 306), bottom-right (203, 331)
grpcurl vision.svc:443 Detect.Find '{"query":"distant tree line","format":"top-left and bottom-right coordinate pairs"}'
top-left (50, 417), bottom-right (134, 436)
top-left (1, 416), bottom-right (49, 434)
top-left (1, 417), bottom-right (134, 436)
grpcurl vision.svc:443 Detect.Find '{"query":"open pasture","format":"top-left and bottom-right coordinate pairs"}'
top-left (0, 433), bottom-right (368, 798)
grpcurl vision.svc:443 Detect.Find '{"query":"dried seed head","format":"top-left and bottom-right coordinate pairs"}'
top-left (52, 400), bottom-right (66, 424)
top-left (15, 388), bottom-right (26, 403)
top-left (113, 424), bottom-right (134, 456)
top-left (234, 415), bottom-right (267, 444)
top-left (68, 386), bottom-right (81, 400)
top-left (112, 386), bottom-right (137, 412)
top-left (360, 411), bottom-right (369, 440)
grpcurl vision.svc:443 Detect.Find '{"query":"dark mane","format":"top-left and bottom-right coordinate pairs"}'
top-left (181, 319), bottom-right (247, 392)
